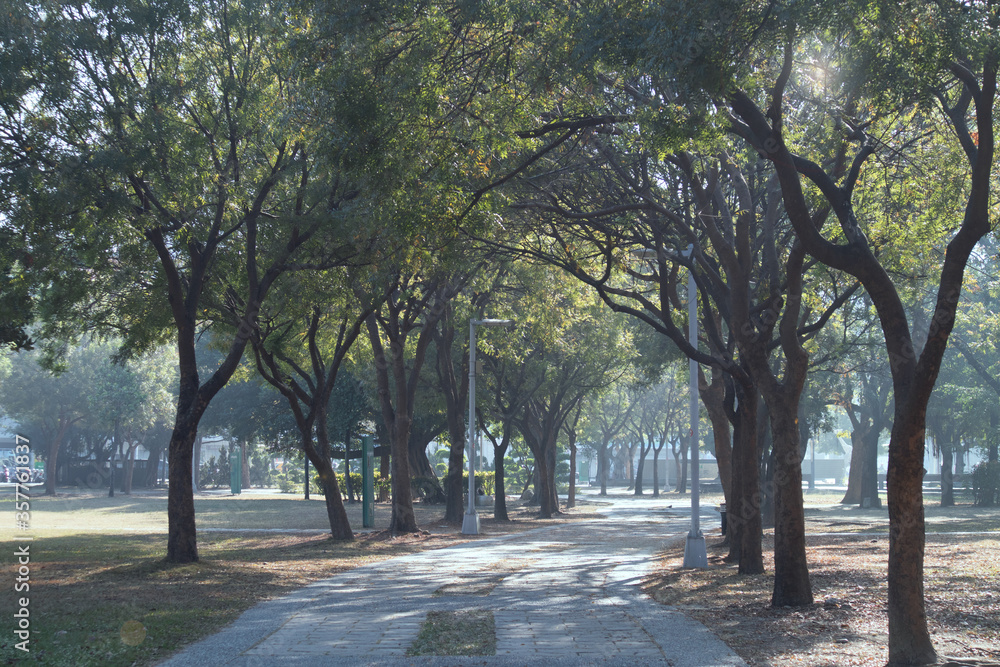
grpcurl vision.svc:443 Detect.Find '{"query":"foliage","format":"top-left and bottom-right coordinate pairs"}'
top-left (199, 449), bottom-right (231, 489)
top-left (971, 462), bottom-right (1000, 507)
top-left (302, 470), bottom-right (392, 499)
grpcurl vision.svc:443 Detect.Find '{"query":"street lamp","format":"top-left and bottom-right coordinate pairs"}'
top-left (463, 318), bottom-right (515, 535)
top-left (681, 244), bottom-right (708, 568)
top-left (631, 246), bottom-right (706, 567)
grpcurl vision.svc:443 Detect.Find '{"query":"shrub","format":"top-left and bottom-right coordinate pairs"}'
top-left (971, 461), bottom-right (1000, 506)
top-left (448, 471), bottom-right (495, 496)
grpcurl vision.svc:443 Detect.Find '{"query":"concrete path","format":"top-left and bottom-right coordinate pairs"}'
top-left (158, 492), bottom-right (746, 667)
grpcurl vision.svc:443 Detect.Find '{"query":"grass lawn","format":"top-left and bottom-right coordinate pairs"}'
top-left (1, 488), bottom-right (599, 666)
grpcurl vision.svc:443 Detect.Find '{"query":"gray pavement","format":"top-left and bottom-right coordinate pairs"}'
top-left (158, 491), bottom-right (746, 667)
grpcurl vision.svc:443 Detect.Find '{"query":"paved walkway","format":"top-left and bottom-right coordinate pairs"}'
top-left (158, 492), bottom-right (746, 667)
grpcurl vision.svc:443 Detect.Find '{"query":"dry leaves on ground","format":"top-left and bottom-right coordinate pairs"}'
top-left (644, 534), bottom-right (1000, 667)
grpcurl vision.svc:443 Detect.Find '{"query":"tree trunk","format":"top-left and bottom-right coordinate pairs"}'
top-left (842, 428), bottom-right (865, 504)
top-left (408, 428), bottom-right (446, 504)
top-left (143, 439), bottom-right (165, 487)
top-left (123, 445), bottom-right (136, 495)
top-left (44, 418), bottom-right (73, 496)
top-left (241, 442), bottom-right (250, 489)
top-left (624, 441), bottom-right (636, 490)
top-left (494, 440), bottom-right (509, 521)
top-left (769, 398), bottom-right (813, 606)
top-left (758, 405), bottom-right (775, 528)
top-left (860, 427), bottom-right (882, 509)
top-left (940, 441), bottom-right (954, 508)
top-left (634, 439), bottom-right (652, 496)
top-left (887, 416), bottom-right (934, 665)
top-left (730, 383), bottom-right (764, 574)
top-left (315, 454), bottom-right (353, 540)
top-left (535, 443), bottom-right (553, 517)
top-left (519, 465), bottom-right (534, 501)
top-left (546, 432), bottom-right (559, 514)
top-left (701, 369), bottom-right (733, 508)
top-left (388, 413), bottom-right (419, 533)
top-left (167, 423), bottom-right (199, 563)
top-left (760, 447), bottom-right (776, 529)
top-left (192, 436), bottom-right (202, 491)
top-left (108, 440), bottom-right (116, 498)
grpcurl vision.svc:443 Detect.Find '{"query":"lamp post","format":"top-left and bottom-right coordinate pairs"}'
top-left (681, 244), bottom-right (708, 568)
top-left (631, 246), bottom-right (707, 566)
top-left (463, 318), bottom-right (514, 535)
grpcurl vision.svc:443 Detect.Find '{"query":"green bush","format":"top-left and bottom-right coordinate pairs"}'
top-left (198, 448), bottom-right (231, 488)
top-left (308, 471), bottom-right (364, 497)
top-left (274, 460), bottom-right (303, 493)
top-left (302, 470), bottom-right (389, 500)
top-left (972, 461), bottom-right (1000, 506)
top-left (449, 471), bottom-right (495, 496)
top-left (248, 448), bottom-right (274, 488)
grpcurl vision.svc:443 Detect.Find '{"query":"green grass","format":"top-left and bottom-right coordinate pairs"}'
top-left (407, 610), bottom-right (496, 656)
top-left (0, 529), bottom-right (450, 666)
top-left (17, 491), bottom-right (353, 533)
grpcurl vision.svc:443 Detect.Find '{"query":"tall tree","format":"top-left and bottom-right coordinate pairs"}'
top-left (2, 0), bottom-right (374, 562)
top-left (366, 269), bottom-right (470, 534)
top-left (720, 4), bottom-right (998, 659)
top-left (250, 270), bottom-right (381, 540)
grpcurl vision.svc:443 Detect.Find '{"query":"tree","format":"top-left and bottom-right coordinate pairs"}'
top-left (478, 330), bottom-right (545, 522)
top-left (587, 385), bottom-right (635, 497)
top-left (0, 348), bottom-right (89, 493)
top-left (250, 270), bottom-right (381, 540)
top-left (2, 0), bottom-right (375, 562)
top-left (721, 4), bottom-right (998, 659)
top-left (633, 371), bottom-right (688, 497)
top-left (366, 268), bottom-right (470, 534)
top-left (510, 272), bottom-right (633, 518)
top-left (89, 343), bottom-right (176, 495)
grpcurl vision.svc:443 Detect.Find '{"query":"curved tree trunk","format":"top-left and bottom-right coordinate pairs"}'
top-left (314, 406), bottom-right (353, 541)
top-left (408, 426), bottom-right (447, 504)
top-left (315, 454), bottom-right (353, 541)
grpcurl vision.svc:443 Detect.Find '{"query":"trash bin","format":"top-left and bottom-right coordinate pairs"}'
top-left (719, 503), bottom-right (727, 536)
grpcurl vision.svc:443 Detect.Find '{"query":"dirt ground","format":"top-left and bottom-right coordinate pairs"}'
top-left (643, 505), bottom-right (1000, 667)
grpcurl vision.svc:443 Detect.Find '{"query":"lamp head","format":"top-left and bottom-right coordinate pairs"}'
top-left (472, 318), bottom-right (514, 327)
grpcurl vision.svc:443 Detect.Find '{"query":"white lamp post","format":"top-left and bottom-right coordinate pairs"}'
top-left (631, 246), bottom-right (707, 567)
top-left (681, 244), bottom-right (708, 568)
top-left (463, 318), bottom-right (514, 535)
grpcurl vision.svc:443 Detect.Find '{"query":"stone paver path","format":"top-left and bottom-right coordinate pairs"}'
top-left (159, 493), bottom-right (746, 666)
